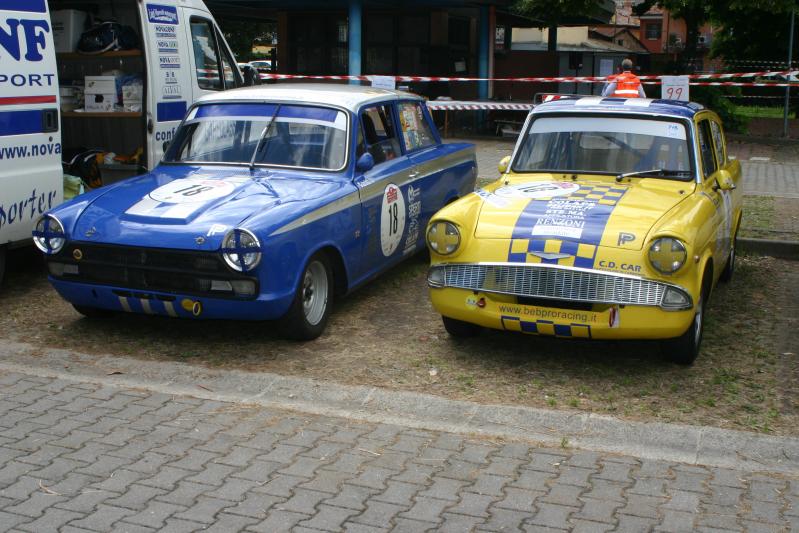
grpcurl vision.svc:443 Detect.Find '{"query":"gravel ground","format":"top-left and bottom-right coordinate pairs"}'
top-left (1, 247), bottom-right (795, 437)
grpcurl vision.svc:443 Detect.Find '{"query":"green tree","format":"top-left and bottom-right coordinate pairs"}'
top-left (216, 19), bottom-right (276, 62)
top-left (708, 0), bottom-right (798, 62)
top-left (512, 0), bottom-right (613, 50)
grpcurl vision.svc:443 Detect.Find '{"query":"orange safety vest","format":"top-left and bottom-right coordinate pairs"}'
top-left (611, 72), bottom-right (642, 98)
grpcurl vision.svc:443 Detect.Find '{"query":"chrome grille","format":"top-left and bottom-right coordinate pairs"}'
top-left (440, 263), bottom-right (667, 307)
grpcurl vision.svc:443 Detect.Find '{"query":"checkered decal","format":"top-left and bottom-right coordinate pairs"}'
top-left (501, 316), bottom-right (592, 338)
top-left (507, 184), bottom-right (628, 268)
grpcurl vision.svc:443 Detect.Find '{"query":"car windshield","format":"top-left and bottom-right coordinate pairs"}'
top-left (165, 103), bottom-right (349, 171)
top-left (513, 116), bottom-right (692, 179)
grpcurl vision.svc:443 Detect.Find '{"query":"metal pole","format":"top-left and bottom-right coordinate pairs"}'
top-left (784, 8), bottom-right (795, 138)
top-left (348, 0), bottom-right (362, 86)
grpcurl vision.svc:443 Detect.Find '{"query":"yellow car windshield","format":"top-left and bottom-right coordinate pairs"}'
top-left (514, 116), bottom-right (692, 178)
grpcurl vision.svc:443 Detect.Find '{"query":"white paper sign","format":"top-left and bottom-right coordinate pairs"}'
top-left (370, 76), bottom-right (396, 90)
top-left (661, 75), bottom-right (689, 101)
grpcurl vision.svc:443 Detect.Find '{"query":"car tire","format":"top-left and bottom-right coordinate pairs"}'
top-left (662, 274), bottom-right (710, 365)
top-left (720, 227), bottom-right (737, 283)
top-left (281, 252), bottom-right (333, 341)
top-left (72, 304), bottom-right (114, 319)
top-left (442, 316), bottom-right (482, 338)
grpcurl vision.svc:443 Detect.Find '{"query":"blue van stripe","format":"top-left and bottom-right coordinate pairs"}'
top-left (0, 0), bottom-right (47, 12)
top-left (0, 110), bottom-right (43, 136)
top-left (157, 101), bottom-right (187, 122)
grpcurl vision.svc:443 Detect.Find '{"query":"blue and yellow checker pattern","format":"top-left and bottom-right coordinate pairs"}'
top-left (501, 316), bottom-right (592, 338)
top-left (507, 184), bottom-right (628, 268)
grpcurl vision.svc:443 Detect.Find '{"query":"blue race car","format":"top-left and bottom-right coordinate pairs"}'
top-left (34, 84), bottom-right (476, 339)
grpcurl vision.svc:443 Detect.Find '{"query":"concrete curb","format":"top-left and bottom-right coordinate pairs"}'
top-left (739, 237), bottom-right (799, 260)
top-left (1, 340), bottom-right (798, 475)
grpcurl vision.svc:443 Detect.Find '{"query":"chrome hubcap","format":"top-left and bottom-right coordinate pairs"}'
top-left (302, 260), bottom-right (328, 326)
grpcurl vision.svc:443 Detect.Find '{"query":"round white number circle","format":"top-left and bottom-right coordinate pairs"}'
top-left (380, 183), bottom-right (406, 256)
top-left (494, 181), bottom-right (580, 199)
top-left (149, 179), bottom-right (236, 204)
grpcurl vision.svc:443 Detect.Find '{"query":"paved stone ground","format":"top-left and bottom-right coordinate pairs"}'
top-left (1, 370), bottom-right (797, 533)
top-left (468, 139), bottom-right (799, 199)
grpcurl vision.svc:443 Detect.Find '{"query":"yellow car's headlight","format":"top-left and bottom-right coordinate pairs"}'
top-left (427, 221), bottom-right (461, 255)
top-left (648, 237), bottom-right (687, 274)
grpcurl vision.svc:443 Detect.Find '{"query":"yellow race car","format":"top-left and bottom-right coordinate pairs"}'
top-left (426, 97), bottom-right (742, 364)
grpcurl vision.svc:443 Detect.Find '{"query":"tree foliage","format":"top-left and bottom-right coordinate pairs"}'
top-left (216, 19), bottom-right (276, 62)
top-left (512, 0), bottom-right (612, 49)
top-left (708, 0), bottom-right (798, 62)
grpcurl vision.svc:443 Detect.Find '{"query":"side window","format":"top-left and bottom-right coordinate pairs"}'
top-left (190, 18), bottom-right (223, 90)
top-left (697, 119), bottom-right (717, 178)
top-left (398, 102), bottom-right (436, 152)
top-left (709, 120), bottom-right (727, 168)
top-left (216, 29), bottom-right (241, 89)
top-left (360, 104), bottom-right (401, 164)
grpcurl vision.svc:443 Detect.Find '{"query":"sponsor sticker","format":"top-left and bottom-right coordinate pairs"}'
top-left (147, 4), bottom-right (179, 25)
top-left (494, 181), bottom-right (580, 199)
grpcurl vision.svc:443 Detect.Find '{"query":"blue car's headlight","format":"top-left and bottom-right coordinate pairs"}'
top-left (221, 228), bottom-right (262, 272)
top-left (33, 215), bottom-right (66, 255)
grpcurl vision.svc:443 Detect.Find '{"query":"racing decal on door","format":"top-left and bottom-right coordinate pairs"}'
top-left (401, 184), bottom-right (421, 256)
top-left (716, 188), bottom-right (733, 260)
top-left (507, 182), bottom-right (628, 268)
top-left (380, 183), bottom-right (405, 256)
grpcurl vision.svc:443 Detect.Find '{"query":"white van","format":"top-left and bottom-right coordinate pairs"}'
top-left (0, 0), bottom-right (245, 284)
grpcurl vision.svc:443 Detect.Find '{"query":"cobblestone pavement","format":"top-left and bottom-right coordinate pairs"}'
top-left (469, 139), bottom-right (799, 198)
top-left (1, 371), bottom-right (797, 533)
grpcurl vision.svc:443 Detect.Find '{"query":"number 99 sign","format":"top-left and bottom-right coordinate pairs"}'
top-left (661, 76), bottom-right (689, 102)
top-left (380, 183), bottom-right (406, 256)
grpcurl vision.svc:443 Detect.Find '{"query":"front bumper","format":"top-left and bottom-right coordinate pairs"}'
top-left (428, 262), bottom-right (696, 339)
top-left (51, 278), bottom-right (295, 321)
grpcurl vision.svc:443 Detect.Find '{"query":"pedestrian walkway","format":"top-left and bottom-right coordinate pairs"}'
top-left (467, 139), bottom-right (799, 198)
top-left (0, 371), bottom-right (797, 532)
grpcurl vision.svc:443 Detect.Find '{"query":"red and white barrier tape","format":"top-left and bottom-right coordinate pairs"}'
top-left (426, 101), bottom-right (533, 110)
top-left (260, 70), bottom-right (799, 84)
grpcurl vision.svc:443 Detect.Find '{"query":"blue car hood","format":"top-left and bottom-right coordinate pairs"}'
top-left (71, 166), bottom-right (346, 251)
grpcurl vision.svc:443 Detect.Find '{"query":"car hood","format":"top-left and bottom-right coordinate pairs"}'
top-left (70, 165), bottom-right (346, 250)
top-left (473, 175), bottom-right (693, 251)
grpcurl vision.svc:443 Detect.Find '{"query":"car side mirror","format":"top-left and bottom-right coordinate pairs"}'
top-left (356, 152), bottom-right (375, 173)
top-left (713, 169), bottom-right (736, 191)
top-left (498, 155), bottom-right (511, 174)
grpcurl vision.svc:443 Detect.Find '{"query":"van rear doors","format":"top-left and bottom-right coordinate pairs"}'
top-left (0, 0), bottom-right (63, 249)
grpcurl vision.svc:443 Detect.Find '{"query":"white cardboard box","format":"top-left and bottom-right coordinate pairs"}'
top-left (52, 10), bottom-right (87, 53)
top-left (85, 93), bottom-right (116, 112)
top-left (85, 76), bottom-right (119, 112)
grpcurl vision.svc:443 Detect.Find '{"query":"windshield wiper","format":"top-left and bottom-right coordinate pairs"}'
top-left (249, 104), bottom-right (282, 172)
top-left (615, 168), bottom-right (691, 182)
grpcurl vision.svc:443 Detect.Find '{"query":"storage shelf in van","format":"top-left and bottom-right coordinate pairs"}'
top-left (57, 50), bottom-right (143, 60)
top-left (62, 112), bottom-right (143, 119)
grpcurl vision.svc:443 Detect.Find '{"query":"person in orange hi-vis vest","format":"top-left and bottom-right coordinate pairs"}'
top-left (602, 58), bottom-right (646, 98)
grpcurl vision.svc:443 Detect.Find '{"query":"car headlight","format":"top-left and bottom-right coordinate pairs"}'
top-left (427, 221), bottom-right (461, 255)
top-left (221, 228), bottom-right (262, 272)
top-left (648, 237), bottom-right (687, 274)
top-left (33, 215), bottom-right (66, 255)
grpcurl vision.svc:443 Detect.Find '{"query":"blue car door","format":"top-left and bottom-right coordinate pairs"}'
top-left (354, 102), bottom-right (416, 279)
top-left (396, 101), bottom-right (453, 255)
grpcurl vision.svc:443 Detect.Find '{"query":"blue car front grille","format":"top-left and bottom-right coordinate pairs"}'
top-left (47, 243), bottom-right (257, 299)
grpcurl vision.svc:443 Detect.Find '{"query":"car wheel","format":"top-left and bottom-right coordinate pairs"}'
top-left (720, 228), bottom-right (737, 283)
top-left (442, 316), bottom-right (482, 338)
top-left (72, 304), bottom-right (114, 319)
top-left (662, 275), bottom-right (710, 365)
top-left (281, 252), bottom-right (333, 341)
